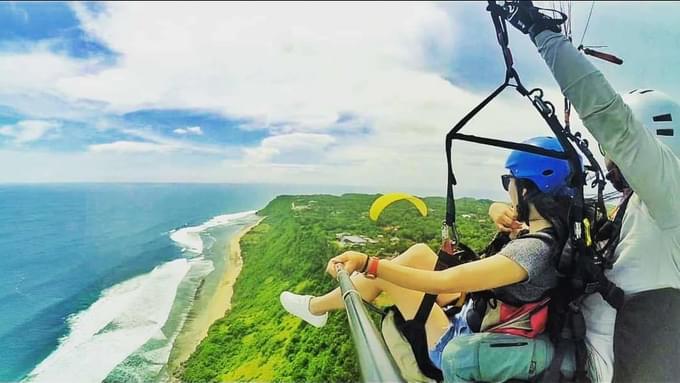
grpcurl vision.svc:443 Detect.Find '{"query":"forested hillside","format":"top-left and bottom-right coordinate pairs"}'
top-left (180, 194), bottom-right (497, 382)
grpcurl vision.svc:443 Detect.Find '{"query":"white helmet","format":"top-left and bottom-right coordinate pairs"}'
top-left (623, 89), bottom-right (680, 157)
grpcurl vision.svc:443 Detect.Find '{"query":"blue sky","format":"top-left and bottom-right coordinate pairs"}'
top-left (0, 2), bottom-right (678, 198)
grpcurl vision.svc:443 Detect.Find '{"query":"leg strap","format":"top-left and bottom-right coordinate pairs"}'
top-left (402, 246), bottom-right (473, 381)
top-left (414, 247), bottom-right (469, 323)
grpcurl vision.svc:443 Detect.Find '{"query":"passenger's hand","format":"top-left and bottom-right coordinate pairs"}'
top-left (488, 203), bottom-right (523, 233)
top-left (326, 251), bottom-right (367, 279)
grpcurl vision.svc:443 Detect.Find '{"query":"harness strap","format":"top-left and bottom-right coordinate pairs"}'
top-left (540, 302), bottom-right (592, 383)
top-left (452, 134), bottom-right (571, 159)
top-left (571, 306), bottom-right (591, 383)
top-left (541, 336), bottom-right (570, 383)
top-left (445, 81), bottom-right (508, 227)
top-left (414, 293), bottom-right (438, 325)
top-left (393, 246), bottom-right (472, 382)
top-left (602, 192), bottom-right (633, 267)
top-left (444, 2), bottom-right (528, 228)
top-left (414, 246), bottom-right (475, 323)
top-left (444, 3), bottom-right (600, 235)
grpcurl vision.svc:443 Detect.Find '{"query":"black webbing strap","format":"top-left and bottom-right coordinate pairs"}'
top-left (444, 2), bottom-right (528, 228)
top-left (444, 90), bottom-right (585, 232)
top-left (414, 247), bottom-right (470, 323)
top-left (390, 306), bottom-right (442, 381)
top-left (571, 307), bottom-right (591, 383)
top-left (445, 81), bottom-right (508, 227)
top-left (413, 293), bottom-right (438, 326)
top-left (540, 303), bottom-right (591, 383)
top-left (541, 334), bottom-right (569, 382)
top-left (443, 6), bottom-right (615, 305)
top-left (453, 133), bottom-right (571, 159)
top-left (398, 248), bottom-right (468, 382)
top-left (444, 2), bottom-right (590, 231)
top-left (602, 192), bottom-right (632, 266)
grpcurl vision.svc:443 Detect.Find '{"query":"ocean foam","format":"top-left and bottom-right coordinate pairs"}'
top-left (106, 257), bottom-right (215, 382)
top-left (25, 259), bottom-right (191, 383)
top-left (170, 210), bottom-right (257, 254)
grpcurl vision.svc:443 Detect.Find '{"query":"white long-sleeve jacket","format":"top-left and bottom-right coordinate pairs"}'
top-left (534, 30), bottom-right (680, 382)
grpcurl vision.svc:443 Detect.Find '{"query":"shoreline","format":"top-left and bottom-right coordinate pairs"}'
top-left (167, 215), bottom-right (266, 378)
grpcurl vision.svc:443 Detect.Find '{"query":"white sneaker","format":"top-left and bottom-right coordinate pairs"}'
top-left (279, 291), bottom-right (328, 328)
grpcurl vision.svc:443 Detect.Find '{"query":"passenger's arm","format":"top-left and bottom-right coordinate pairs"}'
top-left (376, 254), bottom-right (527, 295)
top-left (534, 31), bottom-right (680, 228)
top-left (327, 251), bottom-right (527, 295)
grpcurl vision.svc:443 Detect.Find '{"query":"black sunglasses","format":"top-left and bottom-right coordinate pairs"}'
top-left (501, 174), bottom-right (513, 191)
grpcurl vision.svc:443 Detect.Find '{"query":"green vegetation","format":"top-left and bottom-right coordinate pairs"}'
top-left (179, 194), bottom-right (497, 382)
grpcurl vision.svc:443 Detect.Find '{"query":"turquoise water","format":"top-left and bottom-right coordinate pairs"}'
top-left (0, 183), bottom-right (348, 382)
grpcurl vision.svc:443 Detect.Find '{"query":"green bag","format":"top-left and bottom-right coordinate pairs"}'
top-left (440, 332), bottom-right (554, 383)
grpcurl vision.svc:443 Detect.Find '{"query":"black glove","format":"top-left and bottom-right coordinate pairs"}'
top-left (495, 1), bottom-right (563, 42)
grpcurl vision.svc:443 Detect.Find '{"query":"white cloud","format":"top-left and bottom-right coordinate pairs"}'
top-left (59, 2), bottom-right (458, 126)
top-left (88, 141), bottom-right (176, 154)
top-left (186, 126), bottom-right (202, 135)
top-left (0, 48), bottom-right (87, 92)
top-left (88, 128), bottom-right (228, 155)
top-left (0, 2), bottom-right (607, 194)
top-left (57, 2), bottom-right (476, 186)
top-left (0, 120), bottom-right (61, 143)
top-left (0, 41), bottom-right (109, 122)
top-left (243, 132), bottom-right (335, 163)
top-left (121, 128), bottom-right (225, 155)
top-left (173, 126), bottom-right (203, 135)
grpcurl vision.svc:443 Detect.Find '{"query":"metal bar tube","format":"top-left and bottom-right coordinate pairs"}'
top-left (335, 265), bottom-right (405, 383)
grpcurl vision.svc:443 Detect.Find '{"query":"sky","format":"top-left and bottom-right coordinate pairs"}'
top-left (0, 1), bottom-right (678, 199)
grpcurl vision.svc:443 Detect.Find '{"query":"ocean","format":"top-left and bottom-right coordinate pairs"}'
top-left (0, 183), bottom-right (350, 382)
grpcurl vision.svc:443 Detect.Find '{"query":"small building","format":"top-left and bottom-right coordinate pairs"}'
top-left (340, 235), bottom-right (368, 246)
top-left (390, 237), bottom-right (400, 243)
top-left (291, 202), bottom-right (311, 211)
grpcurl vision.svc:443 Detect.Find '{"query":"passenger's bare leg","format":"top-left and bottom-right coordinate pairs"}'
top-left (373, 277), bottom-right (451, 348)
top-left (309, 243), bottom-right (461, 315)
top-left (309, 245), bottom-right (451, 347)
top-left (309, 272), bottom-right (381, 315)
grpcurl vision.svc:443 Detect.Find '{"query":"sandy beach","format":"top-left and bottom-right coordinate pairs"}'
top-left (167, 216), bottom-right (265, 377)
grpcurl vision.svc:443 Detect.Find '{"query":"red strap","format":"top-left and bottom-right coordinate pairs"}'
top-left (441, 238), bottom-right (455, 256)
top-left (365, 257), bottom-right (380, 279)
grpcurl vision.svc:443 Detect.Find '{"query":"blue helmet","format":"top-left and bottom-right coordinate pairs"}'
top-left (504, 136), bottom-right (574, 195)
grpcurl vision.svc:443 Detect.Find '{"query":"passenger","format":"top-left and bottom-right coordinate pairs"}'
top-left (281, 136), bottom-right (573, 373)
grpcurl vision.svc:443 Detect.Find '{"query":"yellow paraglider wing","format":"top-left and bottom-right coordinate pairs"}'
top-left (369, 193), bottom-right (428, 222)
